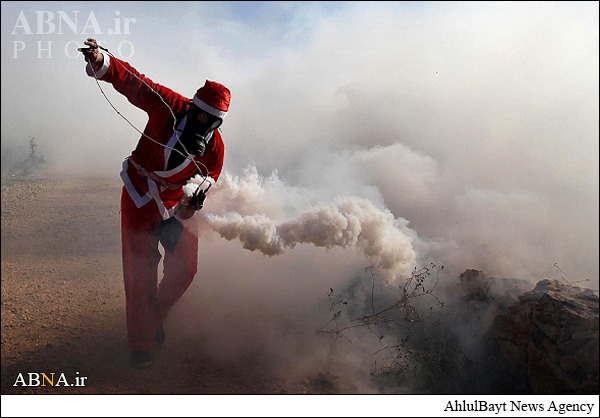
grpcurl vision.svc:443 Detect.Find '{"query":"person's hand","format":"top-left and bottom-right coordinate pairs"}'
top-left (174, 195), bottom-right (197, 221)
top-left (81, 38), bottom-right (103, 69)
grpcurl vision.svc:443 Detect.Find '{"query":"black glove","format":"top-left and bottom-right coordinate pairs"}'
top-left (189, 186), bottom-right (208, 211)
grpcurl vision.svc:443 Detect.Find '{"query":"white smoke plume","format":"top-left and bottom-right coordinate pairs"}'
top-left (206, 197), bottom-right (417, 283)
top-left (182, 174), bottom-right (215, 196)
top-left (202, 167), bottom-right (418, 283)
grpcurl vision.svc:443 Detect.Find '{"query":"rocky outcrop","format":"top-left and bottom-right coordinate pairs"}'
top-left (487, 278), bottom-right (599, 394)
top-left (458, 268), bottom-right (534, 310)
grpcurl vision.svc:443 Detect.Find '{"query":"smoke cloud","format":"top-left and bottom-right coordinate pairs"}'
top-left (2, 2), bottom-right (596, 285)
top-left (1, 1), bottom-right (597, 394)
top-left (203, 169), bottom-right (417, 283)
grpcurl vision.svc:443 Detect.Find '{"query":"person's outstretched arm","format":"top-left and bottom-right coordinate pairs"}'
top-left (81, 38), bottom-right (188, 116)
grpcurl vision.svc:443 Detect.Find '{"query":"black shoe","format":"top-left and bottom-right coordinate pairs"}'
top-left (155, 324), bottom-right (166, 345)
top-left (130, 350), bottom-right (152, 368)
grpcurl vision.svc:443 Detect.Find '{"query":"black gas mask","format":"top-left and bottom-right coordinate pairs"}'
top-left (180, 105), bottom-right (222, 157)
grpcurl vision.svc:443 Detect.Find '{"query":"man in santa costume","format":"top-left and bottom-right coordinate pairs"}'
top-left (81, 38), bottom-right (231, 367)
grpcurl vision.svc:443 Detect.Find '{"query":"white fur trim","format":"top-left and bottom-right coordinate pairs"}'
top-left (120, 159), bottom-right (152, 208)
top-left (159, 116), bottom-right (194, 176)
top-left (193, 95), bottom-right (227, 118)
top-left (85, 53), bottom-right (110, 78)
top-left (163, 115), bottom-right (187, 169)
top-left (147, 179), bottom-right (170, 220)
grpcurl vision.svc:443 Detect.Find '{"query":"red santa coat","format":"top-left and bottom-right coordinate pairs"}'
top-left (87, 54), bottom-right (224, 219)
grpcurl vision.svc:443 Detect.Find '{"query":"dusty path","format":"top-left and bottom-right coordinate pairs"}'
top-left (1, 173), bottom-right (335, 395)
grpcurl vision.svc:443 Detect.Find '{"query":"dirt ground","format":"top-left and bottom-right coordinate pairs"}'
top-left (1, 173), bottom-right (337, 396)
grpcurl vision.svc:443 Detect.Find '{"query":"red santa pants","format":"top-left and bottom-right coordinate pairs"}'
top-left (120, 187), bottom-right (198, 351)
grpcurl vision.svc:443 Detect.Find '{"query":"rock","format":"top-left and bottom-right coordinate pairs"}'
top-left (447, 269), bottom-right (535, 348)
top-left (487, 278), bottom-right (599, 394)
top-left (458, 269), bottom-right (534, 308)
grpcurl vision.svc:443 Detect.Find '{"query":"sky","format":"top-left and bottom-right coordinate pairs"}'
top-left (1, 0), bottom-right (599, 411)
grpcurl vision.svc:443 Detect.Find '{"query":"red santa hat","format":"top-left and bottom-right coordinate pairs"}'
top-left (192, 80), bottom-right (231, 119)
